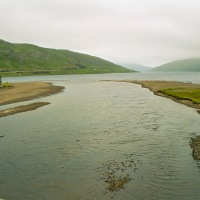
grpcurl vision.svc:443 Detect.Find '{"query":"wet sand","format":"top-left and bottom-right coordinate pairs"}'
top-left (0, 102), bottom-right (50, 118)
top-left (0, 82), bottom-right (64, 117)
top-left (0, 82), bottom-right (64, 106)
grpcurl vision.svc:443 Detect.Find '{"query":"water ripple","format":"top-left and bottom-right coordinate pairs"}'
top-left (0, 79), bottom-right (200, 199)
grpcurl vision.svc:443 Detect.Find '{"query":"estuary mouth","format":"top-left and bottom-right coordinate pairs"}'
top-left (1, 74), bottom-right (200, 200)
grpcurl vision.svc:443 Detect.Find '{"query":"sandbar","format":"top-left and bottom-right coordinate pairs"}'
top-left (0, 82), bottom-right (64, 106)
top-left (0, 82), bottom-right (64, 117)
top-left (0, 102), bottom-right (50, 118)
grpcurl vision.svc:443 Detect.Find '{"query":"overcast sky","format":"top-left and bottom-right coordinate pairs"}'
top-left (0, 0), bottom-right (200, 67)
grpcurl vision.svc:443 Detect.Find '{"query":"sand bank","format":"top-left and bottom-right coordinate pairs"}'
top-left (0, 102), bottom-right (50, 118)
top-left (0, 82), bottom-right (64, 106)
top-left (0, 82), bottom-right (64, 117)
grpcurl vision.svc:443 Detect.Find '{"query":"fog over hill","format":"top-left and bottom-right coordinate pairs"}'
top-left (150, 59), bottom-right (200, 72)
top-left (120, 64), bottom-right (151, 72)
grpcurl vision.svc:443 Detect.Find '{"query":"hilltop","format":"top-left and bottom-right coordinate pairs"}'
top-left (151, 58), bottom-right (200, 72)
top-left (0, 39), bottom-right (133, 76)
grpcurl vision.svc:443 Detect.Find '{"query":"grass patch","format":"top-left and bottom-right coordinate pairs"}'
top-left (159, 87), bottom-right (200, 104)
top-left (1, 82), bottom-right (12, 88)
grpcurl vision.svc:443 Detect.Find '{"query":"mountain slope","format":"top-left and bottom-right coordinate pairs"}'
top-left (151, 58), bottom-right (200, 72)
top-left (0, 39), bottom-right (133, 76)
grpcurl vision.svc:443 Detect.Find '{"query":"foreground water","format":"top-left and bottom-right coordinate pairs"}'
top-left (1, 73), bottom-right (200, 199)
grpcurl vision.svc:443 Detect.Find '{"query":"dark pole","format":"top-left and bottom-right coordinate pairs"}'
top-left (0, 76), bottom-right (2, 87)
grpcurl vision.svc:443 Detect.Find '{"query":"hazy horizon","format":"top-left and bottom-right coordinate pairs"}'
top-left (1, 0), bottom-right (200, 67)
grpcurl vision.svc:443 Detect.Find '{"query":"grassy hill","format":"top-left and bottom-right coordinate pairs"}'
top-left (0, 39), bottom-right (133, 76)
top-left (150, 59), bottom-right (200, 72)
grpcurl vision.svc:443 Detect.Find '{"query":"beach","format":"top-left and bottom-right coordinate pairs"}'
top-left (0, 82), bottom-right (64, 117)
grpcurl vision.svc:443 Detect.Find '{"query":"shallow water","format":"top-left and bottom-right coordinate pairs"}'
top-left (1, 73), bottom-right (200, 199)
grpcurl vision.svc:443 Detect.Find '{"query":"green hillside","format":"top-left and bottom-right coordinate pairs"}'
top-left (151, 58), bottom-right (200, 72)
top-left (0, 39), bottom-right (133, 76)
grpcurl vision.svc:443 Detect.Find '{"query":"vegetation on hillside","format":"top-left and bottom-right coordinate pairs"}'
top-left (0, 39), bottom-right (134, 76)
top-left (151, 58), bottom-right (200, 72)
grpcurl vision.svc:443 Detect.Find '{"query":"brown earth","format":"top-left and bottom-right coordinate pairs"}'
top-left (0, 82), bottom-right (64, 106)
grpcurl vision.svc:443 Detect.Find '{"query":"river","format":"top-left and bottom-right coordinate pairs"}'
top-left (0, 72), bottom-right (200, 200)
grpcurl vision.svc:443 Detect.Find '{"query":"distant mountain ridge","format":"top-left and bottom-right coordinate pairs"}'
top-left (0, 39), bottom-right (133, 76)
top-left (151, 58), bottom-right (200, 72)
top-left (120, 63), bottom-right (151, 72)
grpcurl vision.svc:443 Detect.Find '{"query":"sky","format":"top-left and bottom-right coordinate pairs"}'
top-left (0, 0), bottom-right (200, 67)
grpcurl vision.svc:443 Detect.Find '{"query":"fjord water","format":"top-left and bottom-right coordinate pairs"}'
top-left (1, 73), bottom-right (200, 200)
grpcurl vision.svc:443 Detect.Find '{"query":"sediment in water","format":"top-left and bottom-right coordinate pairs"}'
top-left (190, 136), bottom-right (200, 161)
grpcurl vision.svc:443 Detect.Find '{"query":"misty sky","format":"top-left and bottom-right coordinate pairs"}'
top-left (0, 0), bottom-right (200, 67)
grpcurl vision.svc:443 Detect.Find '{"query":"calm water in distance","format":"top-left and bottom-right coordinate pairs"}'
top-left (3, 72), bottom-right (200, 83)
top-left (0, 72), bottom-right (200, 199)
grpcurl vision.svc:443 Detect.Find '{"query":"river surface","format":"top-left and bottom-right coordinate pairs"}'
top-left (0, 72), bottom-right (200, 200)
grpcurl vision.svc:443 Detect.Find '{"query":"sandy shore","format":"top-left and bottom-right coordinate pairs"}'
top-left (0, 82), bottom-right (64, 106)
top-left (0, 82), bottom-right (64, 117)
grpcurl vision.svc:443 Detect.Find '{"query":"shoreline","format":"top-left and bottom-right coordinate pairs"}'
top-left (117, 80), bottom-right (200, 113)
top-left (0, 102), bottom-right (50, 118)
top-left (0, 82), bottom-right (64, 106)
top-left (0, 82), bottom-right (65, 117)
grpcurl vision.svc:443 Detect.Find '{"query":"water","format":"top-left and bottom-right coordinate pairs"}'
top-left (3, 72), bottom-right (200, 83)
top-left (0, 73), bottom-right (200, 199)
